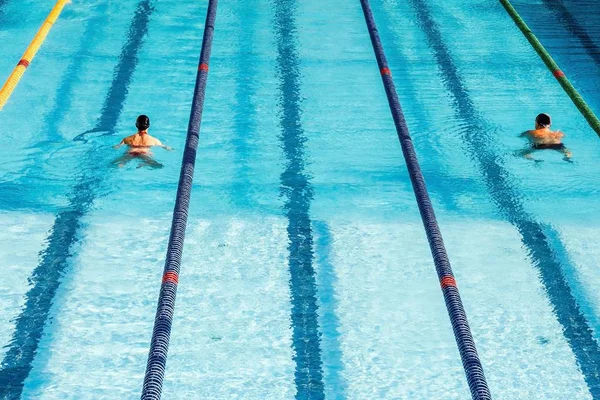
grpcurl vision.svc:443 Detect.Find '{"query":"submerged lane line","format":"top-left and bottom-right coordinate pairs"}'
top-left (0, 0), bottom-right (10, 18)
top-left (359, 1), bottom-right (491, 399)
top-left (0, 2), bottom-right (154, 398)
top-left (498, 0), bottom-right (600, 136)
top-left (400, 0), bottom-right (600, 396)
top-left (540, 0), bottom-right (600, 70)
top-left (273, 0), bottom-right (325, 398)
top-left (0, 0), bottom-right (70, 110)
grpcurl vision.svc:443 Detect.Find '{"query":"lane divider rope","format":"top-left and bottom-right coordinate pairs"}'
top-left (499, 0), bottom-right (600, 136)
top-left (358, 1), bottom-right (492, 398)
top-left (0, 0), bottom-right (70, 110)
top-left (140, 1), bottom-right (217, 398)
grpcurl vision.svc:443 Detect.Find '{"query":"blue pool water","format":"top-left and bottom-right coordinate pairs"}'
top-left (1, 0), bottom-right (600, 398)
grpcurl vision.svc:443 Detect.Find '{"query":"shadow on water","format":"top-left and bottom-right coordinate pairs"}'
top-left (272, 0), bottom-right (325, 398)
top-left (0, 2), bottom-right (154, 398)
top-left (376, 0), bottom-right (600, 396)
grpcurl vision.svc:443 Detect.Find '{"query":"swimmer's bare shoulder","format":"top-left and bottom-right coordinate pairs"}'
top-left (123, 134), bottom-right (137, 145)
top-left (113, 133), bottom-right (136, 149)
top-left (147, 135), bottom-right (163, 146)
top-left (147, 134), bottom-right (174, 151)
top-left (520, 130), bottom-right (539, 140)
top-left (551, 130), bottom-right (565, 139)
top-left (521, 128), bottom-right (564, 140)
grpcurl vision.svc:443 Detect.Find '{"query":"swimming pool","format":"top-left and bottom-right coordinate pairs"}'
top-left (1, 0), bottom-right (600, 398)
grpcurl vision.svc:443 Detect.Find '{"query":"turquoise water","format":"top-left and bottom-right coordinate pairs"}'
top-left (1, 0), bottom-right (600, 398)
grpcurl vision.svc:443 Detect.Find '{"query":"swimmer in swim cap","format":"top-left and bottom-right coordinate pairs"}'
top-left (112, 115), bottom-right (173, 168)
top-left (519, 113), bottom-right (572, 162)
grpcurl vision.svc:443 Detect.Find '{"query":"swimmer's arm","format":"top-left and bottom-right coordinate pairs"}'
top-left (114, 135), bottom-right (135, 149)
top-left (551, 130), bottom-right (565, 139)
top-left (152, 138), bottom-right (173, 151)
top-left (113, 139), bottom-right (126, 149)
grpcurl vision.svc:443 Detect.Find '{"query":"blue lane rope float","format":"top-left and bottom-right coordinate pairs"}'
top-left (358, 1), bottom-right (492, 399)
top-left (140, 1), bottom-right (217, 399)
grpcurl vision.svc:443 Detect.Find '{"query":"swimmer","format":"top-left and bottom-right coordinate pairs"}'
top-left (519, 113), bottom-right (572, 162)
top-left (112, 115), bottom-right (173, 168)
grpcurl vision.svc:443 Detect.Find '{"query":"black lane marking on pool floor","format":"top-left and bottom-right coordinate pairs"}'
top-left (395, 0), bottom-right (600, 396)
top-left (273, 0), bottom-right (325, 398)
top-left (540, 0), bottom-right (600, 69)
top-left (0, 2), bottom-right (154, 398)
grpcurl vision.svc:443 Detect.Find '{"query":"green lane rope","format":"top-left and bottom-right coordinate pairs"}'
top-left (499, 0), bottom-right (600, 136)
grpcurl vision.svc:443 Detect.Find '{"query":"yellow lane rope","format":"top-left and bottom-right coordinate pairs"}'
top-left (0, 0), bottom-right (70, 110)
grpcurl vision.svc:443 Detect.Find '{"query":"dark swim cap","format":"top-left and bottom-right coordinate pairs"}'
top-left (535, 113), bottom-right (551, 127)
top-left (136, 114), bottom-right (150, 130)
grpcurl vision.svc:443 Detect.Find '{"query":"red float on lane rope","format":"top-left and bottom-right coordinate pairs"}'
top-left (17, 59), bottom-right (30, 68)
top-left (162, 271), bottom-right (179, 285)
top-left (553, 69), bottom-right (565, 78)
top-left (380, 67), bottom-right (391, 76)
top-left (199, 63), bottom-right (209, 71)
top-left (440, 276), bottom-right (457, 289)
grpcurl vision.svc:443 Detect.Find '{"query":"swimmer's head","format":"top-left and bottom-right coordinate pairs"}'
top-left (535, 113), bottom-right (551, 129)
top-left (136, 115), bottom-right (150, 131)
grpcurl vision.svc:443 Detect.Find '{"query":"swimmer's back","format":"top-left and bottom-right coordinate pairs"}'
top-left (123, 133), bottom-right (163, 148)
top-left (523, 128), bottom-right (564, 145)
